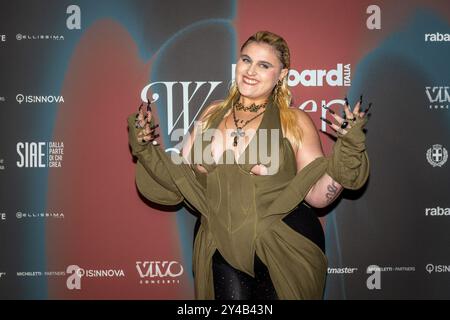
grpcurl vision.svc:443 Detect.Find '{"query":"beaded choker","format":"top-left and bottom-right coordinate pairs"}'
top-left (234, 101), bottom-right (268, 112)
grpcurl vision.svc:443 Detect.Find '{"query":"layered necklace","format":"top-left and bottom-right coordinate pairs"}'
top-left (226, 100), bottom-right (268, 147)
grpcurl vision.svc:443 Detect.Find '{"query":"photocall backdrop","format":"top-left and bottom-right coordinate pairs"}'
top-left (0, 0), bottom-right (449, 299)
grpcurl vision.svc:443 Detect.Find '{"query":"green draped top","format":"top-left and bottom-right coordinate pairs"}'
top-left (127, 96), bottom-right (369, 299)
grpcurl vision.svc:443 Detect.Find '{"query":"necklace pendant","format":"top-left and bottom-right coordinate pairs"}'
top-left (233, 135), bottom-right (238, 147)
top-left (231, 127), bottom-right (244, 147)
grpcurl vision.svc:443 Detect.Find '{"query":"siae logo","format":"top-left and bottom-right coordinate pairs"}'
top-left (17, 142), bottom-right (46, 168)
top-left (366, 265), bottom-right (381, 290)
top-left (366, 5), bottom-right (381, 30)
top-left (66, 5), bottom-right (81, 30)
top-left (16, 142), bottom-right (64, 168)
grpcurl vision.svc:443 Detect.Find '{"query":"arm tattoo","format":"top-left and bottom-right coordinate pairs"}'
top-left (325, 181), bottom-right (339, 203)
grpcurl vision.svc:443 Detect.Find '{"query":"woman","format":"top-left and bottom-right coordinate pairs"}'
top-left (128, 31), bottom-right (370, 299)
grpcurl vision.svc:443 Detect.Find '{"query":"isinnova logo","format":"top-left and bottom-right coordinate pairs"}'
top-left (425, 264), bottom-right (450, 274)
top-left (66, 265), bottom-right (125, 290)
top-left (16, 93), bottom-right (64, 104)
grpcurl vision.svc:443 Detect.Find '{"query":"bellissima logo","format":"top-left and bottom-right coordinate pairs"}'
top-left (425, 32), bottom-right (450, 42)
top-left (425, 207), bottom-right (450, 216)
top-left (16, 33), bottom-right (64, 41)
top-left (66, 265), bottom-right (126, 290)
top-left (425, 86), bottom-right (449, 109)
top-left (136, 261), bottom-right (184, 285)
top-left (16, 94), bottom-right (64, 104)
top-left (16, 211), bottom-right (64, 220)
top-left (16, 141), bottom-right (64, 168)
top-left (426, 144), bottom-right (448, 167)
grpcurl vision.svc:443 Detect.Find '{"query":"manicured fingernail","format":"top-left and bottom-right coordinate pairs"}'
top-left (366, 102), bottom-right (372, 112)
top-left (320, 117), bottom-right (333, 125)
top-left (321, 105), bottom-right (336, 114)
top-left (359, 95), bottom-right (363, 104)
top-left (344, 96), bottom-right (349, 106)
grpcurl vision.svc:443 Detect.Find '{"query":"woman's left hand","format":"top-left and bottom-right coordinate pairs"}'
top-left (321, 96), bottom-right (372, 135)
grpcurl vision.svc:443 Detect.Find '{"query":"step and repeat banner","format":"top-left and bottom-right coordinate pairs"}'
top-left (0, 0), bottom-right (449, 299)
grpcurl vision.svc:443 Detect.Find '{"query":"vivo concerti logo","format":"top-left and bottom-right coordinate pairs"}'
top-left (136, 261), bottom-right (184, 285)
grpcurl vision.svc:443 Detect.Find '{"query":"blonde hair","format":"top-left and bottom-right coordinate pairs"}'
top-left (202, 30), bottom-right (302, 150)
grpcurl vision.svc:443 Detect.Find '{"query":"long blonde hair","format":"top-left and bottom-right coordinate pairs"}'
top-left (202, 30), bottom-right (302, 150)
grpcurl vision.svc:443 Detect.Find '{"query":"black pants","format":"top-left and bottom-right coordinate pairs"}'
top-left (193, 202), bottom-right (325, 300)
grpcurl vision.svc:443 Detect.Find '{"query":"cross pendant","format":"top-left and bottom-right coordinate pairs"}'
top-left (231, 128), bottom-right (245, 147)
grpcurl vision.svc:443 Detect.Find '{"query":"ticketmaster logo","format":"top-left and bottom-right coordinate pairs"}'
top-left (327, 267), bottom-right (358, 274)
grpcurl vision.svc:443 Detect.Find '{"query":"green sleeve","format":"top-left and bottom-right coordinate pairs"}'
top-left (326, 116), bottom-right (370, 190)
top-left (127, 113), bottom-right (184, 205)
top-left (266, 116), bottom-right (370, 215)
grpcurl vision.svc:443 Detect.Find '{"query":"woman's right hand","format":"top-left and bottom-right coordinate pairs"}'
top-left (135, 101), bottom-right (160, 145)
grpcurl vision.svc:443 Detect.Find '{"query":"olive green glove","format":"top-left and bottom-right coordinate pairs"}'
top-left (326, 116), bottom-right (370, 190)
top-left (127, 113), bottom-right (183, 205)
